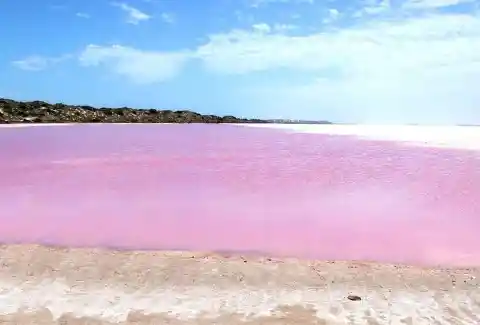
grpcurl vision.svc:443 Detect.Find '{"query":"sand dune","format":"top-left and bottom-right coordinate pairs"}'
top-left (0, 245), bottom-right (478, 324)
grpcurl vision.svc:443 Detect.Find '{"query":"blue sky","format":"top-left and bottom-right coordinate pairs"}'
top-left (1, 0), bottom-right (480, 123)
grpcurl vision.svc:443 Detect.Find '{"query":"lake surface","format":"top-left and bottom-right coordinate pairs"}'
top-left (1, 124), bottom-right (479, 266)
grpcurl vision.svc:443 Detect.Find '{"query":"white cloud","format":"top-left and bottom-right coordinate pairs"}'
top-left (249, 0), bottom-right (314, 7)
top-left (111, 2), bottom-right (151, 25)
top-left (272, 23), bottom-right (297, 32)
top-left (76, 12), bottom-right (480, 88)
top-left (12, 56), bottom-right (49, 71)
top-left (354, 0), bottom-right (390, 17)
top-left (403, 0), bottom-right (474, 9)
top-left (76, 12), bottom-right (90, 19)
top-left (160, 12), bottom-right (175, 24)
top-left (12, 55), bottom-right (71, 71)
top-left (79, 45), bottom-right (190, 83)
top-left (323, 8), bottom-right (340, 23)
top-left (329, 8), bottom-right (340, 18)
top-left (194, 13), bottom-right (480, 123)
top-left (246, 23), bottom-right (298, 36)
top-left (252, 23), bottom-right (272, 33)
top-left (196, 14), bottom-right (480, 75)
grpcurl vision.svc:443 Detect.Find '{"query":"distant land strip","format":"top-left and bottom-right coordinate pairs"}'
top-left (0, 98), bottom-right (332, 124)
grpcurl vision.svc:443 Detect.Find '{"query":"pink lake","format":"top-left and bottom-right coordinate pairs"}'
top-left (1, 124), bottom-right (479, 267)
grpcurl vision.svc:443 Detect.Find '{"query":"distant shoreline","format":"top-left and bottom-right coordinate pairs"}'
top-left (0, 98), bottom-right (269, 124)
top-left (0, 97), bottom-right (336, 125)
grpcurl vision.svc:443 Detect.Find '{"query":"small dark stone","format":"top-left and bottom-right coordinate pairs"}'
top-left (347, 295), bottom-right (362, 301)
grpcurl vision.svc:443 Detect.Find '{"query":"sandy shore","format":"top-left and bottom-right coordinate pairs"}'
top-left (0, 245), bottom-right (478, 324)
top-left (0, 123), bottom-right (76, 128)
top-left (240, 124), bottom-right (480, 150)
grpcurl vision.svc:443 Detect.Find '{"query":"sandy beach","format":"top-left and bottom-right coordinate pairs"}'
top-left (0, 244), bottom-right (478, 324)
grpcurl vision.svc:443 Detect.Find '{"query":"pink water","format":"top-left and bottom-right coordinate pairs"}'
top-left (1, 124), bottom-right (479, 266)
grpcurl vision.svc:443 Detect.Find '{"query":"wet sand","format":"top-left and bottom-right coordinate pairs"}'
top-left (0, 244), bottom-right (479, 324)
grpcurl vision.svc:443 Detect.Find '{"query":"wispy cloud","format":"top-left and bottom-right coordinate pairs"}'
top-left (249, 0), bottom-right (314, 7)
top-left (323, 8), bottom-right (340, 23)
top-left (12, 56), bottom-right (49, 71)
top-left (12, 55), bottom-right (71, 71)
top-left (329, 8), bottom-right (340, 18)
top-left (111, 2), bottom-right (151, 25)
top-left (160, 12), bottom-right (175, 24)
top-left (76, 12), bottom-right (91, 19)
top-left (252, 23), bottom-right (297, 33)
top-left (196, 14), bottom-right (480, 75)
top-left (19, 10), bottom-right (480, 81)
top-left (354, 0), bottom-right (390, 17)
top-left (79, 45), bottom-right (190, 83)
top-left (403, 0), bottom-right (474, 9)
top-left (272, 23), bottom-right (297, 32)
top-left (252, 23), bottom-right (272, 33)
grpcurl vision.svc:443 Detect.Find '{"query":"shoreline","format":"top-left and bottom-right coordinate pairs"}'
top-left (240, 123), bottom-right (480, 151)
top-left (0, 244), bottom-right (479, 324)
top-left (3, 122), bottom-right (480, 151)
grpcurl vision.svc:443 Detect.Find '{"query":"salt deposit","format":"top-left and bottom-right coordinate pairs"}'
top-left (240, 124), bottom-right (480, 150)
